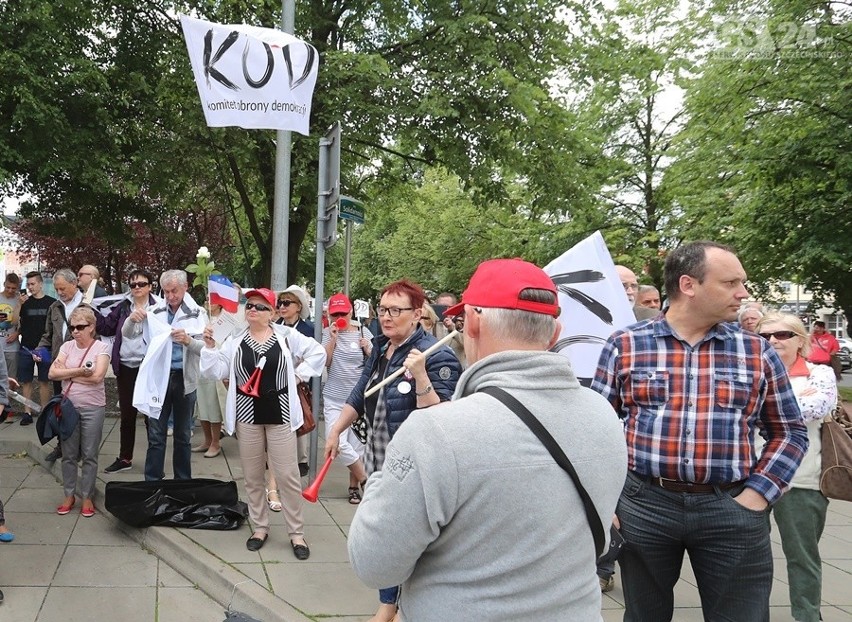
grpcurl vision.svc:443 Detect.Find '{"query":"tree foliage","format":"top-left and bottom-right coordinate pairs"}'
top-left (11, 207), bottom-right (233, 291)
top-left (1, 0), bottom-right (596, 289)
top-left (670, 0), bottom-right (852, 316)
top-left (1, 0), bottom-right (849, 323)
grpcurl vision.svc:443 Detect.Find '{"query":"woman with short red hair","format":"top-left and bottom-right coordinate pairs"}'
top-left (324, 279), bottom-right (462, 621)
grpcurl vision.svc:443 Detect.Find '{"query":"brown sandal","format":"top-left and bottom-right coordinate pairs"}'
top-left (348, 487), bottom-right (362, 505)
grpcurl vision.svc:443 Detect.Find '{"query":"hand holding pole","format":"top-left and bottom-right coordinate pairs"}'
top-left (363, 330), bottom-right (458, 399)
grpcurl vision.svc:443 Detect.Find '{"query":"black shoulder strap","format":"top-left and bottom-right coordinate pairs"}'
top-left (480, 386), bottom-right (605, 559)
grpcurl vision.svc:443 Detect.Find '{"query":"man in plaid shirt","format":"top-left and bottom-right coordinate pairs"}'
top-left (591, 241), bottom-right (808, 622)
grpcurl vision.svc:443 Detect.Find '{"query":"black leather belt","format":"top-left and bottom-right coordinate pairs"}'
top-left (649, 477), bottom-right (744, 493)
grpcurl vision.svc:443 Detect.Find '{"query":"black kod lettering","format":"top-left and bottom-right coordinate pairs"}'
top-left (203, 29), bottom-right (240, 91)
top-left (242, 41), bottom-right (274, 88)
top-left (281, 43), bottom-right (316, 89)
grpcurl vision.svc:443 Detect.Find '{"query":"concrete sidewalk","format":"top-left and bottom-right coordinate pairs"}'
top-left (1, 410), bottom-right (852, 621)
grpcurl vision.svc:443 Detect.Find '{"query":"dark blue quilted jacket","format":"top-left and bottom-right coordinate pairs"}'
top-left (346, 325), bottom-right (461, 438)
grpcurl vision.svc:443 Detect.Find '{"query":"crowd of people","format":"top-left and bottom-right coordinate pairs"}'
top-left (0, 244), bottom-right (846, 620)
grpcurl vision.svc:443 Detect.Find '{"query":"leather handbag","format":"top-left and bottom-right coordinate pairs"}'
top-left (283, 335), bottom-right (316, 437)
top-left (819, 400), bottom-right (852, 502)
top-left (295, 381), bottom-right (315, 437)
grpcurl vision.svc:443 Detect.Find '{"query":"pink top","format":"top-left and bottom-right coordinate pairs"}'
top-left (59, 340), bottom-right (112, 408)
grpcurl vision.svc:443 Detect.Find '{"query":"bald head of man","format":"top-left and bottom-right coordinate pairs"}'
top-left (615, 265), bottom-right (639, 304)
top-left (77, 265), bottom-right (100, 291)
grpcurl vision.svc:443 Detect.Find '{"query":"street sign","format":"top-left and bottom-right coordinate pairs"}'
top-left (318, 123), bottom-right (341, 249)
top-left (339, 196), bottom-right (365, 224)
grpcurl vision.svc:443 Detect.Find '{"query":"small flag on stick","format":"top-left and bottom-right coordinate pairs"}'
top-left (208, 275), bottom-right (240, 313)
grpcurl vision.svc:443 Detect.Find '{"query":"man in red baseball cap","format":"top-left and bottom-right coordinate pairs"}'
top-left (348, 258), bottom-right (627, 621)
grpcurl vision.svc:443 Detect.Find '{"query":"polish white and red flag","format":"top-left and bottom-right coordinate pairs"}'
top-left (208, 275), bottom-right (240, 313)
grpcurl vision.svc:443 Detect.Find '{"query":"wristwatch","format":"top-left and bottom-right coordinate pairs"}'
top-left (415, 384), bottom-right (433, 396)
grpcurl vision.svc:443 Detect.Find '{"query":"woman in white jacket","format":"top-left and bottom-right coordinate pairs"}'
top-left (200, 288), bottom-right (325, 558)
top-left (757, 312), bottom-right (837, 622)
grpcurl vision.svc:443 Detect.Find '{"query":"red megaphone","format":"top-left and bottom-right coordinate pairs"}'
top-left (239, 356), bottom-right (266, 397)
top-left (302, 455), bottom-right (334, 503)
top-left (334, 317), bottom-right (349, 330)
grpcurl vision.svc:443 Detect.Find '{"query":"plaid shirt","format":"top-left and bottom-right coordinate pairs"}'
top-left (591, 316), bottom-right (807, 504)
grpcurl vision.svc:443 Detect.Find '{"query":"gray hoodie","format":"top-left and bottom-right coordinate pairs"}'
top-left (348, 350), bottom-right (628, 621)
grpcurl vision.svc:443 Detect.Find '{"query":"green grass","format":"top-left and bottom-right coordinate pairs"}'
top-left (839, 386), bottom-right (852, 403)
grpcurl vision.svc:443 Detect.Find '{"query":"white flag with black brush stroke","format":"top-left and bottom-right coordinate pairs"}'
top-left (180, 15), bottom-right (319, 135)
top-left (544, 231), bottom-right (636, 386)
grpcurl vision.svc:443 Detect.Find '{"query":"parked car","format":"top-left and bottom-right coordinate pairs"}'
top-left (838, 338), bottom-right (852, 371)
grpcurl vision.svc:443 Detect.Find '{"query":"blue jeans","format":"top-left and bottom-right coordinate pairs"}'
top-left (144, 370), bottom-right (196, 481)
top-left (379, 586), bottom-right (399, 605)
top-left (618, 471), bottom-right (772, 622)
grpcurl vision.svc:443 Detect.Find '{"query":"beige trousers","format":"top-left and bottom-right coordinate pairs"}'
top-left (236, 421), bottom-right (304, 538)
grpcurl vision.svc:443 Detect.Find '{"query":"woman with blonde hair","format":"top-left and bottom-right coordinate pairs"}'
top-left (419, 303), bottom-right (439, 336)
top-left (756, 311), bottom-right (837, 622)
top-left (49, 306), bottom-right (111, 517)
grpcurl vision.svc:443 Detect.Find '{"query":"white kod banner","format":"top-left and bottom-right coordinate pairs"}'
top-left (543, 231), bottom-right (635, 385)
top-left (180, 14), bottom-right (319, 135)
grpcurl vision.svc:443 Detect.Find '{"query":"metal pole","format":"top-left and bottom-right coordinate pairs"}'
top-left (309, 136), bottom-right (329, 478)
top-left (270, 0), bottom-right (296, 290)
top-left (343, 220), bottom-right (353, 296)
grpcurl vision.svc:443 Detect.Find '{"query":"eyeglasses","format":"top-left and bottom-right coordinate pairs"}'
top-left (377, 306), bottom-right (414, 317)
top-left (245, 302), bottom-right (272, 312)
top-left (77, 272), bottom-right (93, 278)
top-left (70, 324), bottom-right (91, 332)
top-left (277, 300), bottom-right (298, 308)
top-left (129, 282), bottom-right (150, 289)
top-left (759, 331), bottom-right (797, 341)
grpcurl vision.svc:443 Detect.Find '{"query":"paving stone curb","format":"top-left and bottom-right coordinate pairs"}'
top-left (1, 438), bottom-right (313, 622)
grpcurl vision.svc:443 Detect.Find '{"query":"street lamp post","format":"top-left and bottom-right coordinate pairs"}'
top-left (270, 0), bottom-right (296, 291)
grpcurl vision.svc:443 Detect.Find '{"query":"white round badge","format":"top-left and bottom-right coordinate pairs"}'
top-left (350, 341), bottom-right (360, 350)
top-left (397, 381), bottom-right (412, 395)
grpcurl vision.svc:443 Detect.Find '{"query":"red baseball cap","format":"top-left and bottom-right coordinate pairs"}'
top-left (328, 293), bottom-right (352, 314)
top-left (243, 288), bottom-right (276, 309)
top-left (444, 259), bottom-right (559, 318)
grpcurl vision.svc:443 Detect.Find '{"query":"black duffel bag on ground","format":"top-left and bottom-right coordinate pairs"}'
top-left (105, 478), bottom-right (248, 530)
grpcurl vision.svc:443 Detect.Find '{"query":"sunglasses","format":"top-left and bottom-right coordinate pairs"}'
top-left (277, 300), bottom-right (298, 308)
top-left (759, 331), bottom-right (797, 341)
top-left (245, 302), bottom-right (272, 312)
top-left (330, 312), bottom-right (348, 318)
top-left (129, 282), bottom-right (150, 289)
top-left (70, 324), bottom-right (91, 332)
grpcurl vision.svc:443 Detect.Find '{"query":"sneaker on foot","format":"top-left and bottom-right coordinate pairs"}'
top-left (599, 575), bottom-right (615, 593)
top-left (19, 414), bottom-right (33, 426)
top-left (104, 458), bottom-right (132, 473)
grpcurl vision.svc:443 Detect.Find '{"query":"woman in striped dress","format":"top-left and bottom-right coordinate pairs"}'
top-left (323, 293), bottom-right (373, 503)
top-left (200, 288), bottom-right (325, 558)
